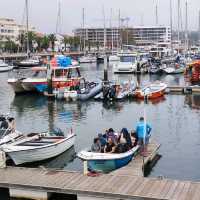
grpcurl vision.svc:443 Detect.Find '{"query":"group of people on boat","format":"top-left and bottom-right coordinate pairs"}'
top-left (91, 117), bottom-right (152, 156)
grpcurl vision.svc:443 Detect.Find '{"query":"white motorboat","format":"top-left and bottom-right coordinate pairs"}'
top-left (113, 52), bottom-right (138, 73)
top-left (109, 55), bottom-right (119, 62)
top-left (2, 130), bottom-right (76, 165)
top-left (0, 60), bottom-right (13, 72)
top-left (79, 55), bottom-right (97, 63)
top-left (16, 57), bottom-right (41, 68)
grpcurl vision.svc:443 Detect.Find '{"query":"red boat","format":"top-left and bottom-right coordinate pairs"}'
top-left (134, 82), bottom-right (167, 99)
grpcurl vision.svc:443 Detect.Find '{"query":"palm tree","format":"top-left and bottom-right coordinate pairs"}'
top-left (63, 36), bottom-right (69, 52)
top-left (41, 36), bottom-right (50, 51)
top-left (48, 34), bottom-right (56, 52)
top-left (35, 35), bottom-right (43, 52)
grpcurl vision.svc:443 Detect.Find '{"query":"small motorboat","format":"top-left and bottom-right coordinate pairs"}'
top-left (53, 79), bottom-right (102, 101)
top-left (15, 57), bottom-right (41, 68)
top-left (0, 60), bottom-right (13, 72)
top-left (94, 81), bottom-right (136, 101)
top-left (79, 55), bottom-right (97, 63)
top-left (2, 129), bottom-right (76, 165)
top-left (77, 145), bottom-right (140, 173)
top-left (162, 63), bottom-right (185, 74)
top-left (109, 55), bottom-right (119, 62)
top-left (134, 82), bottom-right (167, 99)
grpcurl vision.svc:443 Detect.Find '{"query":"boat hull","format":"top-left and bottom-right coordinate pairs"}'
top-left (88, 154), bottom-right (132, 173)
top-left (0, 66), bottom-right (13, 72)
top-left (8, 79), bottom-right (26, 93)
top-left (6, 135), bottom-right (75, 165)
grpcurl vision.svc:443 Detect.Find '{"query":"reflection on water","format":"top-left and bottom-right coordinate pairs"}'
top-left (1, 64), bottom-right (200, 181)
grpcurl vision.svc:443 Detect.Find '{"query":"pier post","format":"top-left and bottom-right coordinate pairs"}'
top-left (47, 63), bottom-right (53, 95)
top-left (103, 54), bottom-right (108, 82)
top-left (0, 151), bottom-right (6, 168)
top-left (83, 161), bottom-right (88, 175)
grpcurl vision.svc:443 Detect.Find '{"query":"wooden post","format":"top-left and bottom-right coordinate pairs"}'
top-left (83, 161), bottom-right (88, 175)
top-left (0, 151), bottom-right (6, 168)
top-left (47, 63), bottom-right (53, 95)
top-left (103, 55), bottom-right (108, 82)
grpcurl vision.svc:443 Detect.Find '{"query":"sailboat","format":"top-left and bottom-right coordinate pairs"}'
top-left (79, 8), bottom-right (97, 64)
top-left (16, 0), bottom-right (41, 68)
top-left (0, 60), bottom-right (13, 72)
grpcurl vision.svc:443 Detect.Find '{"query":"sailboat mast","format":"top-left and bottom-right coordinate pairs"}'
top-left (118, 9), bottom-right (121, 50)
top-left (199, 10), bottom-right (200, 44)
top-left (82, 8), bottom-right (86, 55)
top-left (177, 0), bottom-right (180, 54)
top-left (185, 1), bottom-right (188, 53)
top-left (170, 0), bottom-right (173, 55)
top-left (56, 0), bottom-right (61, 35)
top-left (25, 0), bottom-right (29, 56)
top-left (110, 8), bottom-right (114, 54)
top-left (103, 6), bottom-right (106, 53)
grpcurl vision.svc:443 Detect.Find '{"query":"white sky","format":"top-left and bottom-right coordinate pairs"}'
top-left (0, 0), bottom-right (200, 34)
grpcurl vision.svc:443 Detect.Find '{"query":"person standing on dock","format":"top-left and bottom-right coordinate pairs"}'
top-left (135, 117), bottom-right (152, 156)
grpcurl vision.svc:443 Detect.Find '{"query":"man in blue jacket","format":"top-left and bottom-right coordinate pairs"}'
top-left (136, 117), bottom-right (152, 156)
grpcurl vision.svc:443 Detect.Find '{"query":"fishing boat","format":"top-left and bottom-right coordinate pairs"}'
top-left (77, 145), bottom-right (140, 173)
top-left (113, 52), bottom-right (138, 74)
top-left (134, 82), bottom-right (167, 99)
top-left (2, 130), bottom-right (76, 165)
top-left (0, 60), bottom-right (13, 72)
top-left (94, 81), bottom-right (136, 101)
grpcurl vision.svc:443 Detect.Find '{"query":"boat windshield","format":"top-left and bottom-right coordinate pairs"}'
top-left (120, 56), bottom-right (136, 63)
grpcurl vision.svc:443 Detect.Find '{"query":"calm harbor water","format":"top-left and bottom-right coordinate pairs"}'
top-left (1, 63), bottom-right (200, 182)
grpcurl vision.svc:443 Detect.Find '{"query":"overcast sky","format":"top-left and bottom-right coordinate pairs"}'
top-left (1, 0), bottom-right (200, 34)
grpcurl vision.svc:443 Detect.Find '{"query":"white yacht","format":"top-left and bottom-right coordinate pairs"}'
top-left (79, 55), bottom-right (97, 63)
top-left (16, 57), bottom-right (41, 68)
top-left (0, 60), bottom-right (13, 72)
top-left (113, 52), bottom-right (138, 73)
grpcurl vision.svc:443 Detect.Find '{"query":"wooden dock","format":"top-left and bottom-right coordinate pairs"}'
top-left (111, 142), bottom-right (161, 177)
top-left (0, 167), bottom-right (200, 200)
top-left (166, 86), bottom-right (200, 94)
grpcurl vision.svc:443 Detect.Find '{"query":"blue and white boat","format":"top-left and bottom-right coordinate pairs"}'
top-left (77, 145), bottom-right (140, 173)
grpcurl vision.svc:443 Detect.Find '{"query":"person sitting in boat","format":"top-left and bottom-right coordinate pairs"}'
top-left (98, 133), bottom-right (107, 152)
top-left (135, 117), bottom-right (152, 156)
top-left (118, 128), bottom-right (132, 149)
top-left (130, 130), bottom-right (138, 147)
top-left (104, 137), bottom-right (116, 153)
top-left (103, 128), bottom-right (117, 144)
top-left (91, 138), bottom-right (101, 153)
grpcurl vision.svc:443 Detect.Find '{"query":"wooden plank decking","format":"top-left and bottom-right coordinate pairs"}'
top-left (111, 142), bottom-right (161, 177)
top-left (0, 167), bottom-right (200, 200)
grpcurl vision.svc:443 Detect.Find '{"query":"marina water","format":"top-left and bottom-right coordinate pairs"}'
top-left (1, 63), bottom-right (200, 182)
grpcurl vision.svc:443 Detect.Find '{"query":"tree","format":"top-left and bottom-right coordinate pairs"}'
top-left (48, 34), bottom-right (56, 51)
top-left (41, 36), bottom-right (50, 51)
top-left (35, 35), bottom-right (43, 52)
top-left (63, 36), bottom-right (69, 51)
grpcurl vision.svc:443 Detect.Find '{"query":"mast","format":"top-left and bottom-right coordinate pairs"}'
top-left (177, 0), bottom-right (180, 54)
top-left (110, 8), bottom-right (114, 54)
top-left (170, 0), bottom-right (173, 55)
top-left (82, 8), bottom-right (86, 55)
top-left (56, 0), bottom-right (61, 35)
top-left (199, 10), bottom-right (200, 44)
top-left (103, 6), bottom-right (106, 53)
top-left (155, 2), bottom-right (158, 26)
top-left (118, 9), bottom-right (121, 50)
top-left (25, 0), bottom-right (29, 57)
top-left (185, 1), bottom-right (188, 53)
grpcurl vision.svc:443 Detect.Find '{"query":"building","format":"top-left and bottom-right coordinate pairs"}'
top-left (74, 26), bottom-right (171, 48)
top-left (0, 18), bottom-right (35, 42)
